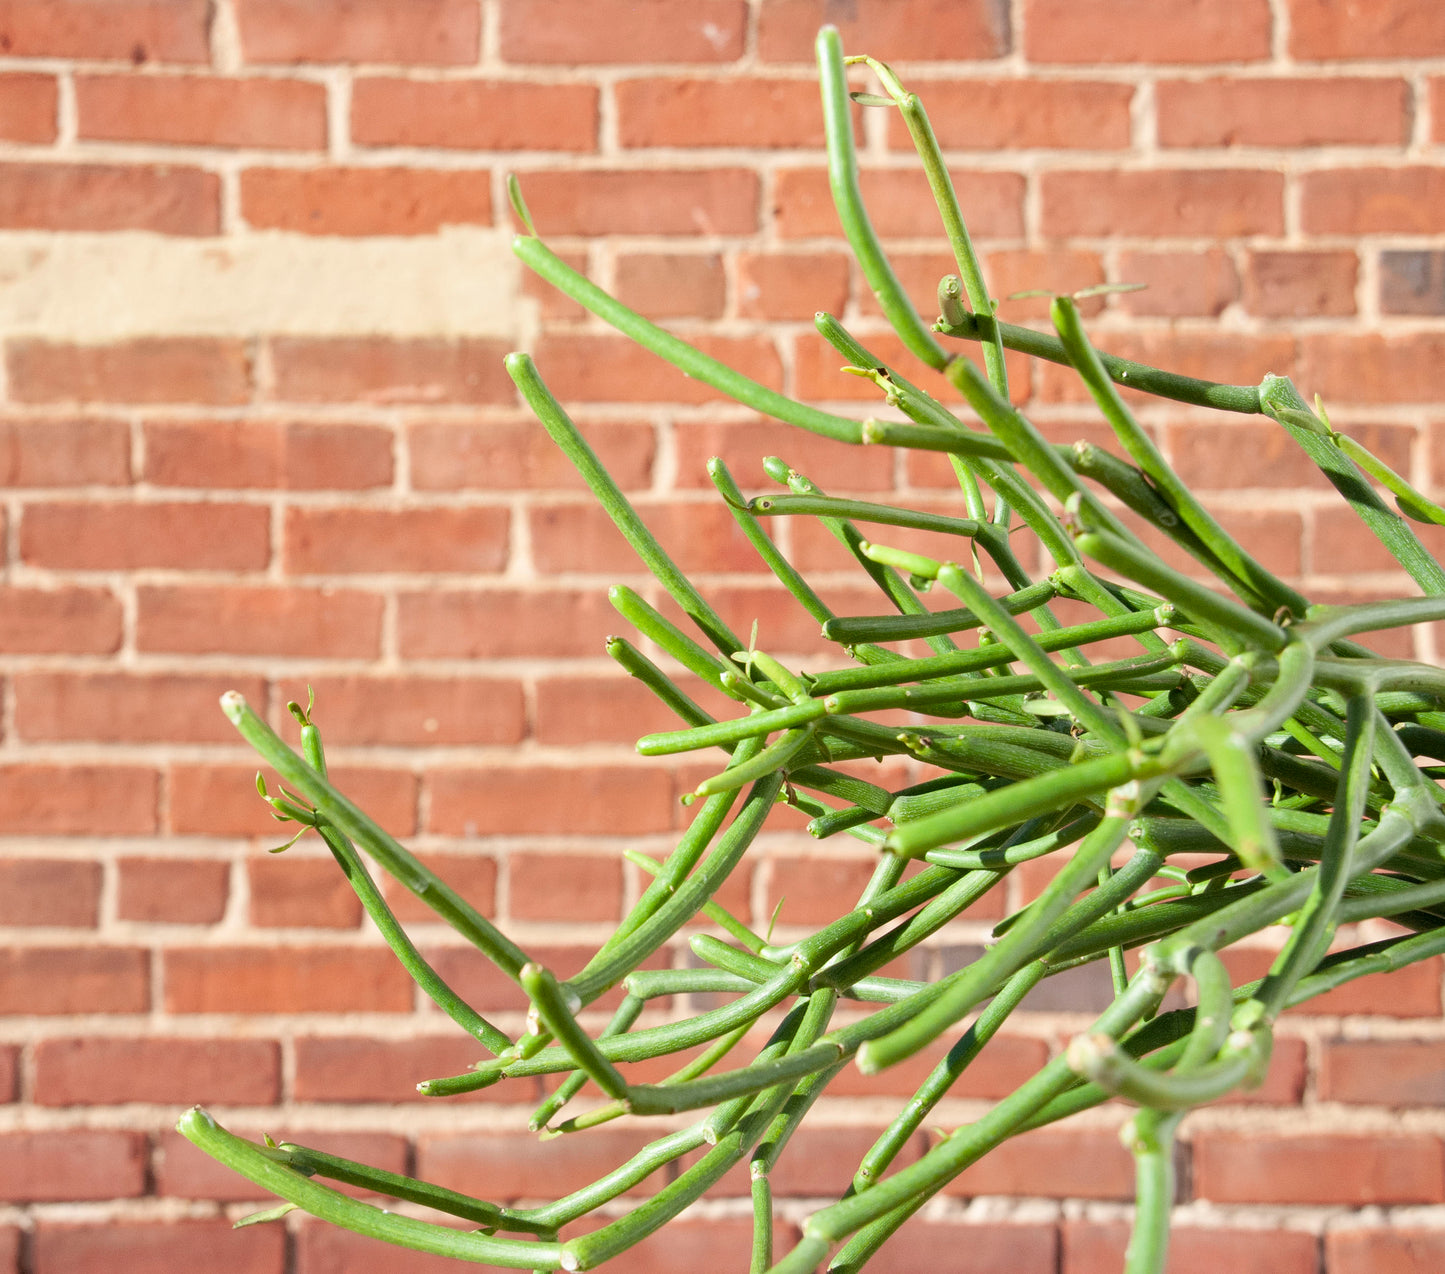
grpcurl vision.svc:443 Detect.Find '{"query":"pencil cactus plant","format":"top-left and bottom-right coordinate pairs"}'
top-left (180, 27), bottom-right (1445, 1274)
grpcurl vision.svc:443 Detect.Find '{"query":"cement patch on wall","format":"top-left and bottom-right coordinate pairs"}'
top-left (0, 228), bottom-right (522, 340)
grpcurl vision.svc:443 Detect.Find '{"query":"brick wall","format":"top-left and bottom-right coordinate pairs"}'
top-left (3, 1), bottom-right (1445, 1270)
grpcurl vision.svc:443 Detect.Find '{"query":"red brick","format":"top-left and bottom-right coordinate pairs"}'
top-left (765, 853), bottom-right (884, 928)
top-left (889, 79), bottom-right (1133, 150)
top-left (0, 947), bottom-right (148, 1014)
top-left (671, 415), bottom-right (888, 491)
top-left (0, 1046), bottom-right (16, 1101)
top-left (1321, 1039), bottom-right (1445, 1105)
top-left (248, 855), bottom-right (363, 929)
top-left (0, 417), bottom-right (129, 486)
top-left (1301, 333), bottom-right (1445, 404)
top-left (0, 73), bottom-right (56, 143)
top-left (117, 856), bottom-right (230, 924)
top-left (35, 1036), bottom-right (280, 1106)
top-left (419, 1127), bottom-right (660, 1201)
top-left (759, 0), bottom-right (1009, 61)
top-left (77, 74), bottom-right (326, 149)
top-left (1158, 77), bottom-right (1408, 147)
top-left (531, 331), bottom-right (781, 406)
top-left (0, 764), bottom-right (155, 835)
top-left (427, 764), bottom-right (675, 836)
top-left (530, 498), bottom-right (767, 576)
top-left (8, 338), bottom-right (250, 405)
top-left (168, 763), bottom-right (416, 839)
top-left (0, 1), bottom-right (209, 61)
top-left (737, 250), bottom-right (851, 320)
top-left (158, 1128), bottom-right (406, 1200)
top-left (1062, 1221), bottom-right (1319, 1274)
top-left (795, 326), bottom-right (1031, 407)
top-left (21, 500), bottom-right (269, 570)
top-left (165, 945), bottom-right (414, 1013)
top-left (284, 506), bottom-right (509, 575)
top-left (508, 852), bottom-right (623, 922)
top-left (0, 859), bottom-right (100, 927)
top-left (1107, 248), bottom-right (1238, 318)
top-left (423, 941), bottom-right (659, 1014)
top-left (616, 251), bottom-right (726, 319)
top-left (1196, 1131), bottom-right (1445, 1205)
top-left (294, 1223), bottom-right (478, 1274)
top-left (520, 169), bottom-right (758, 236)
top-left (293, 1034), bottom-right (521, 1104)
top-left (1025, 0), bottom-right (1270, 61)
top-left (868, 1221), bottom-right (1056, 1274)
top-left (1313, 503), bottom-right (1445, 575)
top-left (532, 672), bottom-right (680, 745)
top-left (409, 417), bottom-right (654, 493)
top-left (235, 0), bottom-right (479, 64)
top-left (1165, 416), bottom-right (1410, 494)
top-left (396, 587), bottom-right (617, 660)
top-left (1042, 169), bottom-right (1283, 238)
top-left (618, 77), bottom-right (825, 149)
top-left (775, 167), bottom-right (1025, 241)
top-left (0, 1131), bottom-right (146, 1202)
top-left (268, 336), bottom-right (513, 405)
top-left (277, 675), bottom-right (525, 747)
top-left (380, 853), bottom-right (496, 925)
top-left (1381, 249), bottom-right (1445, 316)
top-left (0, 585), bottom-right (121, 654)
top-left (1303, 168), bottom-right (1445, 235)
top-left (353, 77), bottom-right (596, 150)
top-left (602, 1218), bottom-right (784, 1274)
top-left (1244, 249), bottom-right (1358, 318)
top-left (1327, 1228), bottom-right (1445, 1274)
top-left (138, 584), bottom-right (384, 657)
top-left (242, 166), bottom-right (491, 236)
top-left (0, 162), bottom-right (217, 233)
top-left (983, 248), bottom-right (1109, 320)
top-left (948, 1125), bottom-right (1137, 1199)
top-left (144, 419), bottom-right (394, 489)
top-left (35, 1221), bottom-right (283, 1274)
top-left (1290, 0), bottom-right (1445, 59)
top-left (500, 0), bottom-right (746, 63)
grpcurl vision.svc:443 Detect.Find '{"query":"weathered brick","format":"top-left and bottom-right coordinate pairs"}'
top-left (76, 74), bottom-right (327, 149)
top-left (508, 851), bottom-right (624, 922)
top-left (1025, 0), bottom-right (1270, 62)
top-left (35, 1036), bottom-right (280, 1106)
top-left (8, 339), bottom-right (250, 405)
top-left (408, 418), bottom-right (654, 492)
top-left (671, 415), bottom-right (889, 491)
top-left (1326, 1228), bottom-right (1445, 1274)
top-left (0, 1131), bottom-right (147, 1202)
top-left (532, 672), bottom-right (681, 745)
top-left (0, 1), bottom-right (210, 62)
top-left (418, 1127), bottom-right (662, 1201)
top-left (1381, 250), bottom-right (1445, 316)
top-left (0, 417), bottom-right (130, 486)
top-left (20, 500), bottom-right (270, 570)
top-left (138, 584), bottom-right (384, 657)
top-left (168, 763), bottom-right (416, 839)
top-left (947, 1126), bottom-right (1138, 1199)
top-left (293, 1034), bottom-right (523, 1104)
top-left (268, 337), bottom-right (513, 405)
top-left (248, 855), bottom-right (363, 929)
top-left (353, 78), bottom-right (597, 151)
top-left (235, 0), bottom-right (480, 64)
top-left (869, 1221), bottom-right (1057, 1274)
top-left (758, 0), bottom-right (1010, 62)
top-left (532, 331), bottom-right (781, 406)
top-left (1321, 1039), bottom-right (1445, 1106)
top-left (1062, 1221), bottom-right (1319, 1274)
top-left (616, 252), bottom-right (726, 319)
top-left (530, 498), bottom-right (766, 575)
top-left (164, 945), bottom-right (414, 1013)
top-left (0, 859), bottom-right (100, 927)
top-left (144, 419), bottom-right (394, 490)
top-left (277, 675), bottom-right (525, 747)
top-left (617, 77), bottom-right (826, 148)
top-left (500, 0), bottom-right (746, 63)
top-left (1117, 249), bottom-right (1238, 318)
top-left (283, 506), bottom-right (510, 575)
top-left (1042, 169), bottom-right (1284, 238)
top-left (35, 1221), bottom-right (284, 1274)
top-left (0, 764), bottom-right (156, 835)
top-left (1302, 168), bottom-right (1445, 234)
top-left (737, 250), bottom-right (851, 320)
top-left (1158, 77), bottom-right (1409, 146)
top-left (157, 1128), bottom-right (406, 1200)
top-left (427, 764), bottom-right (675, 836)
top-left (242, 166), bottom-right (492, 236)
top-left (396, 587), bottom-right (617, 660)
top-left (888, 80), bottom-right (1133, 150)
top-left (0, 947), bottom-right (148, 1015)
top-left (379, 852), bottom-right (497, 925)
top-left (775, 167), bottom-right (1025, 241)
top-left (1300, 333), bottom-right (1445, 404)
top-left (0, 162), bottom-right (217, 233)
top-left (1289, 0), bottom-right (1445, 59)
top-left (1244, 249), bottom-right (1358, 318)
top-left (0, 73), bottom-right (57, 143)
top-left (0, 586), bottom-right (121, 654)
top-left (1194, 1131), bottom-right (1445, 1205)
top-left (518, 168), bottom-right (759, 236)
top-left (117, 857), bottom-right (230, 924)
